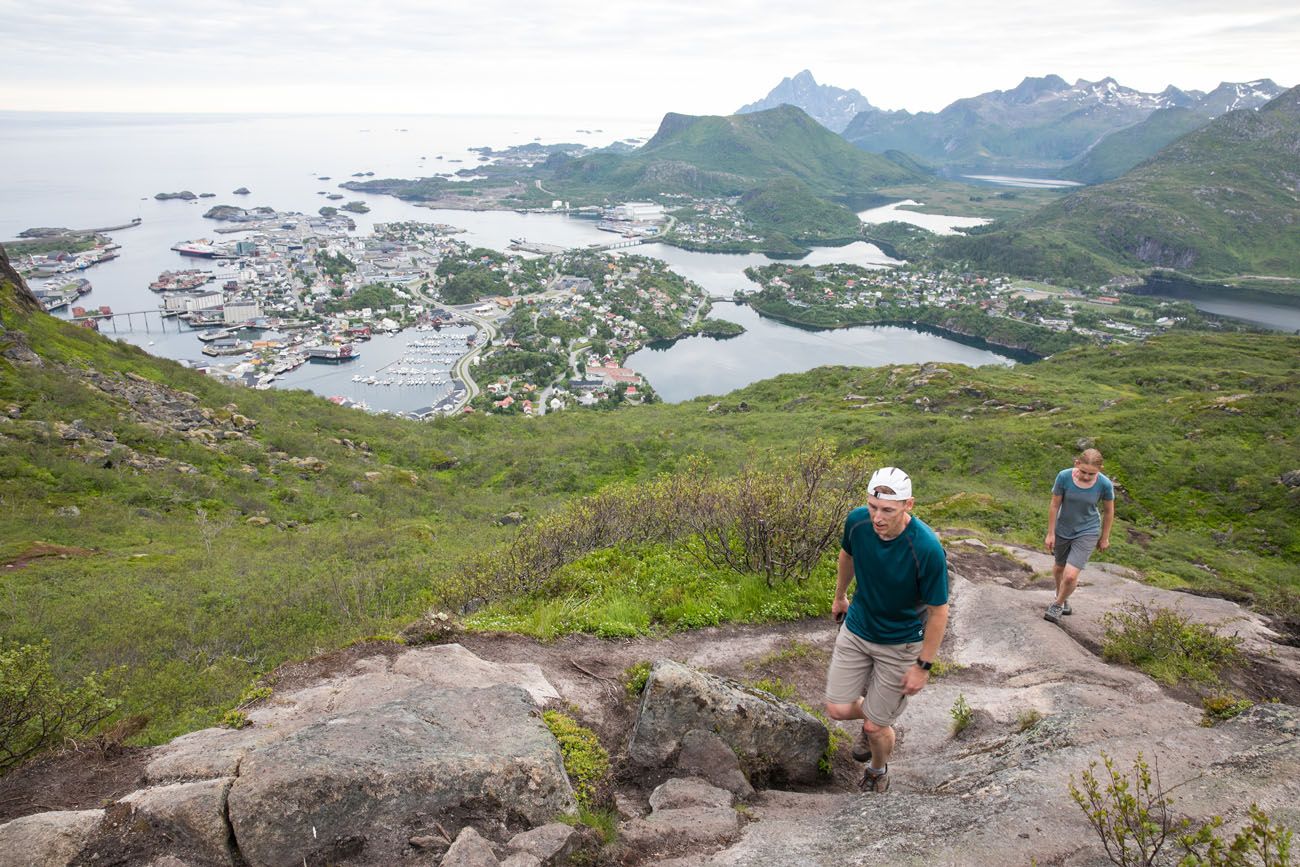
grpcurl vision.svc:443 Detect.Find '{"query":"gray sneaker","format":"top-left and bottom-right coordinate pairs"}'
top-left (851, 727), bottom-right (871, 763)
top-left (858, 765), bottom-right (890, 793)
top-left (1062, 601), bottom-right (1073, 616)
top-left (1044, 602), bottom-right (1064, 623)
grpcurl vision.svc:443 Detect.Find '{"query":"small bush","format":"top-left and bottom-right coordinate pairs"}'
top-left (1101, 603), bottom-right (1242, 687)
top-left (930, 658), bottom-right (967, 679)
top-left (219, 709), bottom-right (251, 729)
top-left (1201, 694), bottom-right (1253, 726)
top-left (1017, 708), bottom-right (1044, 732)
top-left (558, 805), bottom-right (619, 846)
top-left (543, 709), bottom-right (610, 811)
top-left (622, 661), bottom-right (652, 699)
top-left (237, 684), bottom-right (273, 706)
top-left (1070, 751), bottom-right (1293, 867)
top-left (0, 641), bottom-right (118, 774)
top-left (950, 693), bottom-right (973, 735)
top-left (750, 676), bottom-right (797, 701)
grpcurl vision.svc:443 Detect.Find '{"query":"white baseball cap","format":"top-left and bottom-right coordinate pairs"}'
top-left (868, 467), bottom-right (913, 501)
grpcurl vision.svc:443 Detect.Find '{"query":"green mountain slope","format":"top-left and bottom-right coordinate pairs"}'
top-left (2, 245), bottom-right (1298, 750)
top-left (1059, 107), bottom-right (1213, 184)
top-left (551, 104), bottom-right (922, 199)
top-left (942, 86), bottom-right (1300, 285)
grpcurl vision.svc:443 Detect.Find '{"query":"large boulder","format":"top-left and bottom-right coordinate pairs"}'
top-left (628, 660), bottom-right (827, 786)
top-left (145, 643), bottom-right (559, 784)
top-left (226, 685), bottom-right (575, 867)
top-left (0, 810), bottom-right (102, 867)
top-left (76, 778), bottom-right (235, 866)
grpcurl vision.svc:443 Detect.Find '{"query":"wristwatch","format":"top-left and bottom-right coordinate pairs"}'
top-left (916, 658), bottom-right (933, 671)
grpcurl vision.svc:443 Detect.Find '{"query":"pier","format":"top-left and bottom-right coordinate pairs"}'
top-left (72, 309), bottom-right (197, 334)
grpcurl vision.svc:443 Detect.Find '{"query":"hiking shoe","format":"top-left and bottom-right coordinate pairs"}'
top-left (850, 727), bottom-right (872, 763)
top-left (1044, 603), bottom-right (1064, 624)
top-left (858, 765), bottom-right (890, 793)
top-left (1062, 601), bottom-right (1073, 616)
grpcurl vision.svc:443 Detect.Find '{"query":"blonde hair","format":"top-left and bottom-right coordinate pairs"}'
top-left (1076, 448), bottom-right (1104, 467)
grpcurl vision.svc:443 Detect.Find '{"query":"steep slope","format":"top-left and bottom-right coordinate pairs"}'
top-left (941, 85), bottom-right (1300, 284)
top-left (552, 105), bottom-right (921, 200)
top-left (843, 75), bottom-right (1287, 173)
top-left (1059, 106), bottom-right (1213, 184)
top-left (735, 69), bottom-right (878, 133)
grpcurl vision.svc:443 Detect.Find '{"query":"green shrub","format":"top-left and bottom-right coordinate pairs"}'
top-left (930, 658), bottom-right (967, 679)
top-left (557, 805), bottom-right (619, 847)
top-left (1201, 694), bottom-right (1253, 727)
top-left (542, 709), bottom-right (610, 811)
top-left (749, 676), bottom-right (796, 701)
top-left (1101, 603), bottom-right (1242, 687)
top-left (0, 641), bottom-right (118, 774)
top-left (1070, 751), bottom-right (1293, 867)
top-left (622, 661), bottom-right (652, 699)
top-left (237, 684), bottom-right (273, 706)
top-left (220, 710), bottom-right (251, 729)
top-left (950, 693), bottom-right (973, 735)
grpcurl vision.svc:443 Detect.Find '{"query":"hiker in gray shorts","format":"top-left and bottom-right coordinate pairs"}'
top-left (1044, 447), bottom-right (1115, 624)
top-left (824, 467), bottom-right (949, 794)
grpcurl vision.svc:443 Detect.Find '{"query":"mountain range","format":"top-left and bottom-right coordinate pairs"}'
top-left (743, 71), bottom-right (1285, 177)
top-left (941, 84), bottom-right (1300, 284)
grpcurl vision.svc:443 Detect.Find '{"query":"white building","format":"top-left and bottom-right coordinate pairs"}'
top-left (611, 202), bottom-right (665, 222)
top-left (223, 301), bottom-right (262, 323)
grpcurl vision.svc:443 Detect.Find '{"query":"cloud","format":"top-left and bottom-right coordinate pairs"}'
top-left (0, 0), bottom-right (1295, 115)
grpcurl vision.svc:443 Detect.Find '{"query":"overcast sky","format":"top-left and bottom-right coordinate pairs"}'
top-left (2, 0), bottom-right (1296, 120)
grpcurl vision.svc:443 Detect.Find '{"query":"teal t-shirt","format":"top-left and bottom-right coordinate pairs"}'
top-left (842, 510), bottom-right (948, 644)
top-left (1052, 469), bottom-right (1115, 539)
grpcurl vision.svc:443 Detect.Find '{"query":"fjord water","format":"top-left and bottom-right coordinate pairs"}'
top-left (1, 111), bottom-right (1020, 407)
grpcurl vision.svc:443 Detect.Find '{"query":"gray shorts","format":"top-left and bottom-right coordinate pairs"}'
top-left (1055, 534), bottom-right (1099, 570)
top-left (824, 628), bottom-right (921, 727)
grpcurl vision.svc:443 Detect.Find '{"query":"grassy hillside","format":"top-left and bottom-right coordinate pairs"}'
top-left (942, 86), bottom-right (1300, 287)
top-left (737, 177), bottom-right (863, 244)
top-left (551, 105), bottom-right (922, 200)
top-left (2, 249), bottom-right (1298, 750)
top-left (1059, 107), bottom-right (1212, 184)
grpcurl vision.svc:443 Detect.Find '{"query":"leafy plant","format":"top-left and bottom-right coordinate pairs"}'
top-left (749, 677), bottom-right (796, 701)
top-left (1101, 603), bottom-right (1242, 687)
top-left (622, 661), bottom-right (652, 699)
top-left (542, 709), bottom-right (611, 811)
top-left (950, 693), bottom-right (973, 735)
top-left (1070, 751), bottom-right (1293, 867)
top-left (930, 658), bottom-right (967, 679)
top-left (0, 641), bottom-right (118, 774)
top-left (1200, 694), bottom-right (1253, 727)
top-left (219, 709), bottom-right (251, 729)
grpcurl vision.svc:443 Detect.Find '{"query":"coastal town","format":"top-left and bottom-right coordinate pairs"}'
top-left (9, 193), bottom-right (1244, 419)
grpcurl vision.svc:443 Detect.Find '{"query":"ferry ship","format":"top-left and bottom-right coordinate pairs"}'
top-left (306, 343), bottom-right (359, 363)
top-left (170, 240), bottom-right (219, 258)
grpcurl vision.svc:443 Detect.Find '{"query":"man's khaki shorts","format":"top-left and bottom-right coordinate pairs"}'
top-left (825, 627), bottom-right (921, 727)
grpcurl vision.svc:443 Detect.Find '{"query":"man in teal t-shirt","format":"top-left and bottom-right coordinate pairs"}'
top-left (824, 467), bottom-right (949, 794)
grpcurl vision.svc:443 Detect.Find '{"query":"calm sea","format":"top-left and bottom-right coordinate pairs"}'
top-left (1, 111), bottom-right (1021, 407)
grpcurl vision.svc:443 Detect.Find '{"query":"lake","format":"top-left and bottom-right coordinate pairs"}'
top-left (626, 302), bottom-right (1012, 403)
